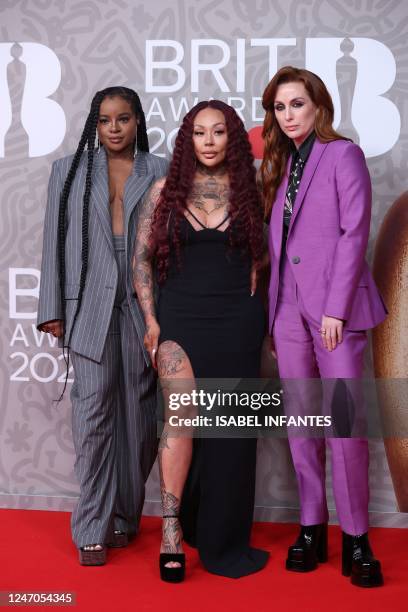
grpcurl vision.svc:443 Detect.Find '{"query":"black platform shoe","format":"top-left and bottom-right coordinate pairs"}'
top-left (342, 532), bottom-right (383, 587)
top-left (159, 553), bottom-right (186, 583)
top-left (159, 516), bottom-right (186, 583)
top-left (286, 523), bottom-right (328, 572)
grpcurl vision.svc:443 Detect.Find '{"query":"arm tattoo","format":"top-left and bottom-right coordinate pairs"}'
top-left (132, 180), bottom-right (164, 321)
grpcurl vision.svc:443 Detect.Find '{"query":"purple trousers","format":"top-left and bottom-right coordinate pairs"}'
top-left (272, 256), bottom-right (369, 535)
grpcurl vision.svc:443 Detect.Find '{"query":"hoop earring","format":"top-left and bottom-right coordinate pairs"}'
top-left (133, 140), bottom-right (137, 159)
top-left (96, 135), bottom-right (101, 154)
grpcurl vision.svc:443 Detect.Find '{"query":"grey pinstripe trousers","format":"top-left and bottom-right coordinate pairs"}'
top-left (70, 236), bottom-right (157, 547)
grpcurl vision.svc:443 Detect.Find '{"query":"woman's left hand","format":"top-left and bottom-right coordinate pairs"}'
top-left (319, 315), bottom-right (344, 351)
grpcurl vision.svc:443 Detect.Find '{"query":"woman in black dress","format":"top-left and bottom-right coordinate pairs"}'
top-left (133, 100), bottom-right (268, 581)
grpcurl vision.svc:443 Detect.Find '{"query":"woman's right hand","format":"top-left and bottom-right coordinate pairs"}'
top-left (144, 317), bottom-right (160, 369)
top-left (40, 319), bottom-right (64, 338)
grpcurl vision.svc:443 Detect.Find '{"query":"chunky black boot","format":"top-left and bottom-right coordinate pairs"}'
top-left (342, 532), bottom-right (383, 587)
top-left (286, 523), bottom-right (328, 572)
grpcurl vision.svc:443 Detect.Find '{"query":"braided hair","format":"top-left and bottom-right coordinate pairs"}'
top-left (57, 86), bottom-right (149, 398)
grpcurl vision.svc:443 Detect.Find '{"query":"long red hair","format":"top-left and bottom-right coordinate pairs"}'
top-left (260, 66), bottom-right (350, 218)
top-left (150, 100), bottom-right (264, 284)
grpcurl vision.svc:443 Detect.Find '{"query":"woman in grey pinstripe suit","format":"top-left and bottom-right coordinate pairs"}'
top-left (37, 87), bottom-right (168, 565)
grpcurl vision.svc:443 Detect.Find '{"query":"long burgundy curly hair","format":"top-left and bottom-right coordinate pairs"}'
top-left (150, 100), bottom-right (264, 284)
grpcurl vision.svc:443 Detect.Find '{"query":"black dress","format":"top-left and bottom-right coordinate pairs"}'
top-left (157, 211), bottom-right (269, 578)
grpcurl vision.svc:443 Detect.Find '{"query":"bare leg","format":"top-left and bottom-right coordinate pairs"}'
top-left (157, 341), bottom-right (195, 568)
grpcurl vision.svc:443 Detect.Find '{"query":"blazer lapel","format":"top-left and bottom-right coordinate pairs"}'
top-left (288, 139), bottom-right (328, 234)
top-left (91, 149), bottom-right (155, 252)
top-left (91, 147), bottom-right (114, 252)
top-left (123, 151), bottom-right (155, 231)
top-left (272, 156), bottom-right (291, 252)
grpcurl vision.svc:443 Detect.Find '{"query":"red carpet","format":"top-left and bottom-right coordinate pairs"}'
top-left (0, 510), bottom-right (407, 611)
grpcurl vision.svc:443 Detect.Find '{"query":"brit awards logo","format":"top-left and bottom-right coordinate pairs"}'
top-left (0, 42), bottom-right (66, 157)
top-left (306, 37), bottom-right (400, 158)
top-left (145, 36), bottom-right (401, 159)
top-left (249, 37), bottom-right (400, 159)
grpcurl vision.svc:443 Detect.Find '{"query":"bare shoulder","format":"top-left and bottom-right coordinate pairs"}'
top-left (148, 176), bottom-right (167, 201)
top-left (152, 176), bottom-right (167, 191)
top-left (140, 177), bottom-right (166, 218)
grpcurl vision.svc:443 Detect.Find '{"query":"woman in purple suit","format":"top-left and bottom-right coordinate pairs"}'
top-left (261, 66), bottom-right (387, 587)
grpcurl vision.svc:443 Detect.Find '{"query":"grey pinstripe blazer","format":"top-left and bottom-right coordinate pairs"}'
top-left (37, 148), bottom-right (168, 364)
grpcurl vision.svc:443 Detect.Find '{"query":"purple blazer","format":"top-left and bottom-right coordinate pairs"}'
top-left (268, 138), bottom-right (387, 332)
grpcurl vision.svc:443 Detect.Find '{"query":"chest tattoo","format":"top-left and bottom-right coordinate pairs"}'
top-left (189, 177), bottom-right (230, 215)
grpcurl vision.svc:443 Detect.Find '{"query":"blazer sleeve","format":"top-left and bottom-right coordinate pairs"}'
top-left (323, 143), bottom-right (372, 321)
top-left (37, 160), bottom-right (63, 329)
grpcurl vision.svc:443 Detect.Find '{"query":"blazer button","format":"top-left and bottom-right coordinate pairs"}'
top-left (292, 256), bottom-right (300, 264)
